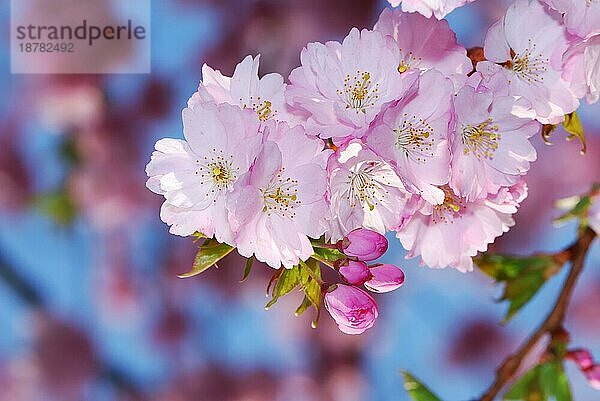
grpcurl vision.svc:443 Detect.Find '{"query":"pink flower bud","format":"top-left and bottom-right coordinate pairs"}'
top-left (585, 365), bottom-right (600, 390)
top-left (567, 349), bottom-right (594, 371)
top-left (364, 264), bottom-right (405, 293)
top-left (339, 260), bottom-right (371, 285)
top-left (338, 228), bottom-right (388, 261)
top-left (324, 284), bottom-right (379, 335)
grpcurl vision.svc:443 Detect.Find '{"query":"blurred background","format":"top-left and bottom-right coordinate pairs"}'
top-left (0, 0), bottom-right (598, 400)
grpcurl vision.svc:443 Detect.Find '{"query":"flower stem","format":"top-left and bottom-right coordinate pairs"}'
top-left (478, 227), bottom-right (596, 401)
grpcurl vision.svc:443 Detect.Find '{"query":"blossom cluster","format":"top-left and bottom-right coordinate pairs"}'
top-left (147, 0), bottom-right (599, 333)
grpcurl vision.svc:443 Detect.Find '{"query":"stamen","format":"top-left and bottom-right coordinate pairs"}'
top-left (344, 161), bottom-right (392, 209)
top-left (506, 40), bottom-right (548, 84)
top-left (261, 169), bottom-right (300, 218)
top-left (337, 70), bottom-right (380, 114)
top-left (240, 96), bottom-right (275, 121)
top-left (195, 149), bottom-right (238, 201)
top-left (432, 186), bottom-right (466, 224)
top-left (462, 118), bottom-right (501, 160)
top-left (397, 49), bottom-right (422, 74)
top-left (394, 113), bottom-right (435, 163)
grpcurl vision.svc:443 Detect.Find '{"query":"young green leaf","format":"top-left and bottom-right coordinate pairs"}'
top-left (298, 259), bottom-right (323, 327)
top-left (240, 257), bottom-right (254, 282)
top-left (562, 111), bottom-right (586, 155)
top-left (401, 371), bottom-right (443, 401)
top-left (265, 265), bottom-right (301, 309)
top-left (311, 247), bottom-right (345, 267)
top-left (476, 253), bottom-right (564, 322)
top-left (294, 296), bottom-right (312, 317)
top-left (504, 362), bottom-right (572, 401)
top-left (178, 239), bottom-right (234, 278)
top-left (300, 259), bottom-right (322, 307)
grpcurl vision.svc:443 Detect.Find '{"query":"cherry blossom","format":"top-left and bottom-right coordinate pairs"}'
top-left (189, 55), bottom-right (292, 122)
top-left (227, 121), bottom-right (329, 269)
top-left (324, 284), bottom-right (379, 334)
top-left (450, 74), bottom-right (540, 200)
top-left (146, 102), bottom-right (262, 243)
top-left (366, 69), bottom-right (453, 204)
top-left (477, 0), bottom-right (579, 124)
top-left (338, 260), bottom-right (371, 286)
top-left (337, 228), bottom-right (390, 262)
top-left (563, 35), bottom-right (600, 104)
top-left (542, 0), bottom-right (600, 39)
top-left (387, 0), bottom-right (477, 19)
top-left (286, 27), bottom-right (415, 139)
top-left (364, 264), bottom-right (406, 293)
top-left (397, 181), bottom-right (528, 272)
top-left (374, 8), bottom-right (472, 81)
top-left (327, 142), bottom-right (416, 241)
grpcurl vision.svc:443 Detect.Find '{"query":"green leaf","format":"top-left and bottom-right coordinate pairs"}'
top-left (294, 296), bottom-right (312, 317)
top-left (192, 231), bottom-right (208, 241)
top-left (265, 266), bottom-right (301, 309)
top-left (562, 111), bottom-right (586, 155)
top-left (32, 191), bottom-right (77, 225)
top-left (178, 239), bottom-right (234, 278)
top-left (298, 259), bottom-right (323, 327)
top-left (311, 247), bottom-right (345, 267)
top-left (476, 253), bottom-right (563, 322)
top-left (240, 257), bottom-right (254, 282)
top-left (300, 260), bottom-right (322, 306)
top-left (401, 371), bottom-right (443, 401)
top-left (504, 362), bottom-right (571, 401)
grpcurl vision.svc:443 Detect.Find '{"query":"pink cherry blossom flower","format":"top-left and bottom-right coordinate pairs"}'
top-left (563, 35), bottom-right (600, 104)
top-left (327, 141), bottom-right (417, 241)
top-left (338, 228), bottom-right (389, 261)
top-left (227, 121), bottom-right (330, 269)
top-left (286, 27), bottom-right (415, 139)
top-left (373, 8), bottom-right (472, 80)
top-left (324, 284), bottom-right (379, 334)
top-left (364, 264), bottom-right (405, 293)
top-left (366, 69), bottom-right (453, 204)
top-left (397, 181), bottom-right (528, 272)
top-left (477, 0), bottom-right (579, 124)
top-left (542, 0), bottom-right (600, 39)
top-left (189, 55), bottom-right (292, 122)
top-left (338, 260), bottom-right (371, 286)
top-left (388, 0), bottom-right (477, 19)
top-left (450, 75), bottom-right (539, 201)
top-left (146, 102), bottom-right (262, 243)
top-left (589, 194), bottom-right (600, 236)
top-left (567, 349), bottom-right (595, 371)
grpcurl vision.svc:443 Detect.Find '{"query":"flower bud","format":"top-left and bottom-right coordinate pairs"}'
top-left (364, 264), bottom-right (405, 293)
top-left (324, 284), bottom-right (378, 335)
top-left (567, 349), bottom-right (594, 371)
top-left (338, 260), bottom-right (371, 286)
top-left (585, 365), bottom-right (600, 390)
top-left (338, 228), bottom-right (388, 261)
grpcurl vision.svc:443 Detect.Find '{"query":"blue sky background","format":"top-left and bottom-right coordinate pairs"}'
top-left (0, 1), bottom-right (599, 400)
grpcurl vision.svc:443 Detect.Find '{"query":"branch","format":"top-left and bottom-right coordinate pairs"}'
top-left (478, 227), bottom-right (596, 401)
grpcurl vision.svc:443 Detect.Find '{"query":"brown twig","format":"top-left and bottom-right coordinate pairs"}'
top-left (478, 227), bottom-right (596, 401)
